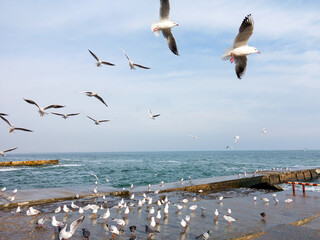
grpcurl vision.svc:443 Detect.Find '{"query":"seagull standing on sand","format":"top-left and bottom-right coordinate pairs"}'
top-left (0, 116), bottom-right (33, 133)
top-left (151, 0), bottom-right (179, 55)
top-left (149, 108), bottom-right (160, 120)
top-left (37, 217), bottom-right (50, 228)
top-left (87, 116), bottom-right (110, 125)
top-left (81, 91), bottom-right (108, 107)
top-left (51, 216), bottom-right (64, 229)
top-left (222, 14), bottom-right (260, 79)
top-left (23, 98), bottom-right (65, 117)
top-left (63, 205), bottom-right (72, 215)
top-left (0, 147), bottom-right (18, 156)
top-left (51, 112), bottom-right (80, 119)
top-left (59, 216), bottom-right (85, 240)
top-left (88, 49), bottom-right (115, 67)
top-left (121, 48), bottom-right (150, 70)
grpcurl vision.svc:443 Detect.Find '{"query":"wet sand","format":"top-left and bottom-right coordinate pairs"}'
top-left (0, 188), bottom-right (320, 239)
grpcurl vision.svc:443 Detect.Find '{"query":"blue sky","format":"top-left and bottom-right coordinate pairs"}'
top-left (1, 0), bottom-right (320, 153)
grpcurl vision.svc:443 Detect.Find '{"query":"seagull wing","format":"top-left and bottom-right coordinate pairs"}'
top-left (0, 116), bottom-right (12, 126)
top-left (14, 127), bottom-right (33, 132)
top-left (233, 14), bottom-right (254, 48)
top-left (91, 174), bottom-right (99, 181)
top-left (160, 0), bottom-right (170, 21)
top-left (94, 95), bottom-right (108, 107)
top-left (87, 116), bottom-right (96, 122)
top-left (69, 216), bottom-right (85, 235)
top-left (133, 63), bottom-right (150, 69)
top-left (99, 120), bottom-right (110, 123)
top-left (121, 48), bottom-right (131, 61)
top-left (152, 114), bottom-right (160, 118)
top-left (162, 29), bottom-right (179, 55)
top-left (66, 113), bottom-right (80, 117)
top-left (23, 98), bottom-right (40, 109)
top-left (3, 147), bottom-right (18, 153)
top-left (234, 56), bottom-right (247, 79)
top-left (0, 113), bottom-right (8, 116)
top-left (51, 112), bottom-right (64, 116)
top-left (44, 105), bottom-right (65, 110)
top-left (88, 49), bottom-right (99, 61)
top-left (101, 61), bottom-right (115, 66)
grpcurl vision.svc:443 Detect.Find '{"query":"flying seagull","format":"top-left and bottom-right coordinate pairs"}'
top-left (59, 216), bottom-right (85, 240)
top-left (234, 135), bottom-right (240, 144)
top-left (0, 116), bottom-right (33, 133)
top-left (121, 48), bottom-right (150, 70)
top-left (187, 133), bottom-right (198, 139)
top-left (88, 49), bottom-right (115, 67)
top-left (149, 108), bottom-right (160, 120)
top-left (51, 112), bottom-right (80, 119)
top-left (222, 14), bottom-right (260, 79)
top-left (81, 91), bottom-right (108, 107)
top-left (261, 128), bottom-right (267, 134)
top-left (23, 98), bottom-right (65, 117)
top-left (151, 0), bottom-right (179, 55)
top-left (87, 116), bottom-right (110, 125)
top-left (0, 147), bottom-right (18, 156)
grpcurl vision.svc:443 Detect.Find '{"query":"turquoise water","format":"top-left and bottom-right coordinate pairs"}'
top-left (0, 150), bottom-right (319, 190)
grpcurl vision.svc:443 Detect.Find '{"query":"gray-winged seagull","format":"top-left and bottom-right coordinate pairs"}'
top-left (51, 112), bottom-right (80, 119)
top-left (151, 0), bottom-right (179, 55)
top-left (0, 147), bottom-right (18, 156)
top-left (82, 91), bottom-right (108, 107)
top-left (0, 116), bottom-right (33, 133)
top-left (121, 48), bottom-right (150, 70)
top-left (23, 98), bottom-right (65, 117)
top-left (88, 49), bottom-right (115, 67)
top-left (149, 108), bottom-right (160, 120)
top-left (87, 116), bottom-right (110, 125)
top-left (222, 14), bottom-right (260, 79)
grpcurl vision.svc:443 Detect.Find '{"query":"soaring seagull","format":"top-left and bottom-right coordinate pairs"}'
top-left (0, 116), bottom-right (33, 133)
top-left (88, 49), bottom-right (115, 67)
top-left (0, 147), bottom-right (18, 156)
top-left (81, 91), bottom-right (108, 107)
top-left (149, 109), bottom-right (160, 120)
top-left (51, 112), bottom-right (80, 119)
top-left (23, 98), bottom-right (65, 117)
top-left (87, 116), bottom-right (110, 125)
top-left (151, 0), bottom-right (179, 55)
top-left (121, 48), bottom-right (150, 70)
top-left (222, 14), bottom-right (260, 79)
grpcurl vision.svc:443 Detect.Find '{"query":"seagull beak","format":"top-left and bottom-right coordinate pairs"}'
top-left (257, 51), bottom-right (261, 54)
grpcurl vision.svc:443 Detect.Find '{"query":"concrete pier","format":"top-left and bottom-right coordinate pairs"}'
top-left (0, 168), bottom-right (319, 209)
top-left (0, 159), bottom-right (58, 167)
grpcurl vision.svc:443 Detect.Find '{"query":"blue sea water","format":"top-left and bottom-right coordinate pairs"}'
top-left (0, 150), bottom-right (319, 190)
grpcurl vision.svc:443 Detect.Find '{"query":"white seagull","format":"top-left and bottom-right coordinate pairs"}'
top-left (261, 128), bottom-right (267, 134)
top-left (0, 147), bottom-right (18, 156)
top-left (23, 98), bottom-right (65, 117)
top-left (234, 136), bottom-right (240, 144)
top-left (88, 49), bottom-right (115, 67)
top-left (87, 116), bottom-right (110, 125)
top-left (81, 91), bottom-right (108, 107)
top-left (51, 112), bottom-right (80, 119)
top-left (149, 108), bottom-right (160, 120)
top-left (187, 133), bottom-right (198, 139)
top-left (121, 48), bottom-right (150, 70)
top-left (59, 216), bottom-right (85, 240)
top-left (222, 14), bottom-right (260, 79)
top-left (0, 116), bottom-right (33, 133)
top-left (151, 0), bottom-right (179, 55)
top-left (223, 215), bottom-right (237, 226)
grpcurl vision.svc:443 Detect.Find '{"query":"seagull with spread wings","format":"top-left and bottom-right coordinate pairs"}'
top-left (149, 109), bottom-right (160, 120)
top-left (151, 0), bottom-right (179, 55)
top-left (23, 98), bottom-right (65, 117)
top-left (81, 91), bottom-right (108, 107)
top-left (59, 216), bottom-right (85, 240)
top-left (51, 112), bottom-right (80, 119)
top-left (87, 116), bottom-right (110, 125)
top-left (222, 14), bottom-right (260, 79)
top-left (88, 49), bottom-right (115, 67)
top-left (121, 48), bottom-right (150, 70)
top-left (0, 116), bottom-right (33, 133)
top-left (0, 147), bottom-right (18, 156)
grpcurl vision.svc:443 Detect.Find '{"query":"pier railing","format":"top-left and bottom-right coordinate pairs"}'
top-left (285, 181), bottom-right (320, 195)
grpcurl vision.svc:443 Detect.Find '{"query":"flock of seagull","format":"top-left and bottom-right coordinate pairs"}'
top-left (5, 175), bottom-right (295, 240)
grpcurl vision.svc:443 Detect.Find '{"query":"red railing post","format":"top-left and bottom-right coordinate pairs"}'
top-left (302, 184), bottom-right (305, 194)
top-left (292, 182), bottom-right (295, 195)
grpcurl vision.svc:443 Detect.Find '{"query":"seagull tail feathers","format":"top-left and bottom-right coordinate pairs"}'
top-left (222, 47), bottom-right (233, 60)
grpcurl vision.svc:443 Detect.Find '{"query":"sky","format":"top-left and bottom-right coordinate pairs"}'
top-left (1, 0), bottom-right (320, 153)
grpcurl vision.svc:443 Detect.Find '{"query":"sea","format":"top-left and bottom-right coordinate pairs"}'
top-left (0, 150), bottom-right (319, 191)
